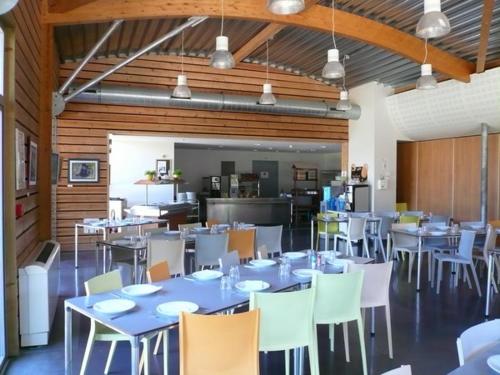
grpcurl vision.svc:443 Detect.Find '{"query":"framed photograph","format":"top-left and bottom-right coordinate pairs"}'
top-left (68, 159), bottom-right (99, 183)
top-left (156, 159), bottom-right (171, 177)
top-left (51, 153), bottom-right (61, 185)
top-left (28, 141), bottom-right (37, 186)
top-left (15, 128), bottom-right (26, 190)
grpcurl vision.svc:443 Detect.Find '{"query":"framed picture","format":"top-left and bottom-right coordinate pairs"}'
top-left (156, 159), bottom-right (171, 177)
top-left (15, 128), bottom-right (26, 190)
top-left (28, 141), bottom-right (37, 186)
top-left (51, 153), bottom-right (61, 185)
top-left (68, 159), bottom-right (99, 183)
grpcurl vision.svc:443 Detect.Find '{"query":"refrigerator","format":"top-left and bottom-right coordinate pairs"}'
top-left (345, 184), bottom-right (370, 212)
top-left (202, 176), bottom-right (222, 198)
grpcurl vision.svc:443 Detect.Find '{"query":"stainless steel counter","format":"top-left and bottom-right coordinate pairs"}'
top-left (206, 198), bottom-right (291, 226)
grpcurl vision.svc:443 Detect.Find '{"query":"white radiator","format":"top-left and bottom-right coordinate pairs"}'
top-left (18, 240), bottom-right (60, 347)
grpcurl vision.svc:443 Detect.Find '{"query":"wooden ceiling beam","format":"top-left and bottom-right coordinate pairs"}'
top-left (48, 0), bottom-right (100, 13)
top-left (476, 0), bottom-right (495, 73)
top-left (41, 0), bottom-right (475, 82)
top-left (233, 23), bottom-right (286, 64)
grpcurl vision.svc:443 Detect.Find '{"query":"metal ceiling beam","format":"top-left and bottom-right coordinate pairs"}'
top-left (41, 0), bottom-right (475, 83)
top-left (476, 0), bottom-right (495, 73)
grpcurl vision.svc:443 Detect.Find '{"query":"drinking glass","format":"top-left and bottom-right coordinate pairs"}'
top-left (229, 265), bottom-right (240, 284)
top-left (233, 221), bottom-right (238, 230)
top-left (220, 276), bottom-right (231, 290)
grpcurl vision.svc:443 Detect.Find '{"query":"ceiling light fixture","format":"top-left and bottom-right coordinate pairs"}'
top-left (416, 0), bottom-right (451, 39)
top-left (0, 0), bottom-right (17, 14)
top-left (416, 39), bottom-right (437, 90)
top-left (259, 40), bottom-right (277, 105)
top-left (336, 55), bottom-right (352, 111)
top-left (322, 0), bottom-right (345, 80)
top-left (267, 0), bottom-right (305, 15)
top-left (210, 0), bottom-right (235, 69)
top-left (172, 31), bottom-right (192, 99)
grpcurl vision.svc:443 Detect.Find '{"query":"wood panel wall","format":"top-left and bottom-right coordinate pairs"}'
top-left (12, 0), bottom-right (42, 266)
top-left (397, 134), bottom-right (500, 222)
top-left (56, 55), bottom-right (347, 250)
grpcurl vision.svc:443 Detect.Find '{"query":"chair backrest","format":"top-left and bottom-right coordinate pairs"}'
top-left (312, 271), bottom-right (364, 324)
top-left (430, 215), bottom-right (450, 225)
top-left (348, 217), bottom-right (367, 240)
top-left (178, 222), bottom-right (202, 232)
top-left (395, 203), bottom-right (408, 212)
top-left (399, 215), bottom-right (420, 225)
top-left (484, 224), bottom-right (498, 253)
top-left (179, 310), bottom-right (260, 375)
top-left (195, 233), bottom-right (228, 268)
top-left (318, 212), bottom-right (339, 233)
top-left (219, 250), bottom-right (240, 272)
top-left (457, 230), bottom-right (476, 261)
top-left (255, 225), bottom-right (283, 257)
top-left (378, 215), bottom-right (394, 238)
top-left (206, 219), bottom-right (219, 228)
top-left (349, 262), bottom-right (392, 308)
top-left (147, 238), bottom-right (185, 276)
top-left (147, 261), bottom-right (170, 283)
top-left (381, 365), bottom-right (412, 375)
top-left (456, 319), bottom-right (500, 365)
top-left (401, 211), bottom-right (423, 217)
top-left (250, 288), bottom-right (315, 351)
top-left (391, 223), bottom-right (419, 248)
top-left (228, 229), bottom-right (256, 260)
top-left (84, 269), bottom-right (122, 295)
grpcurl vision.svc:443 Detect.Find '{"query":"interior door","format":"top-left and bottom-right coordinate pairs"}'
top-left (252, 160), bottom-right (279, 198)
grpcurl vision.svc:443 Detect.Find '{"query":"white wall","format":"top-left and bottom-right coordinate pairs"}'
top-left (349, 82), bottom-right (400, 212)
top-left (109, 135), bottom-right (175, 207)
top-left (175, 148), bottom-right (341, 194)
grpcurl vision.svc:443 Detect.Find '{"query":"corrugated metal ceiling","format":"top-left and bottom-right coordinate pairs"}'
top-left (54, 1), bottom-right (500, 89)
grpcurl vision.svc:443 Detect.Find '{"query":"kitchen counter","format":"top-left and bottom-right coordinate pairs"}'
top-left (128, 202), bottom-right (195, 229)
top-left (206, 198), bottom-right (291, 226)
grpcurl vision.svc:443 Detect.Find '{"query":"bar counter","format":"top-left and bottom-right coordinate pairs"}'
top-left (206, 198), bottom-right (292, 226)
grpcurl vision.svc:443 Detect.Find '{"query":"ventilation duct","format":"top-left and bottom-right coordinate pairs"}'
top-left (70, 85), bottom-right (361, 120)
top-left (386, 67), bottom-right (500, 140)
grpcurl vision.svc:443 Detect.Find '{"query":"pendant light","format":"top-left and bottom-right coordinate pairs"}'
top-left (0, 0), bottom-right (17, 14)
top-left (322, 0), bottom-right (345, 79)
top-left (172, 32), bottom-right (192, 99)
top-left (210, 0), bottom-right (235, 69)
top-left (259, 40), bottom-right (277, 105)
top-left (416, 0), bottom-right (451, 39)
top-left (336, 55), bottom-right (352, 111)
top-left (416, 39), bottom-right (437, 90)
top-left (267, 0), bottom-right (305, 15)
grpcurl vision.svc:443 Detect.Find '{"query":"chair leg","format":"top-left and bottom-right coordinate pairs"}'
top-left (363, 238), bottom-right (370, 258)
top-left (357, 318), bottom-right (368, 375)
top-left (408, 253), bottom-right (415, 283)
top-left (79, 328), bottom-right (96, 375)
top-left (138, 338), bottom-right (150, 375)
top-left (428, 252), bottom-right (432, 282)
top-left (104, 341), bottom-right (117, 375)
top-left (309, 328), bottom-right (319, 375)
top-left (437, 260), bottom-right (443, 294)
top-left (370, 308), bottom-right (375, 335)
top-left (379, 237), bottom-right (387, 262)
top-left (470, 263), bottom-right (482, 297)
top-left (463, 265), bottom-right (472, 289)
top-left (153, 332), bottom-right (163, 355)
top-left (431, 254), bottom-right (436, 288)
top-left (343, 322), bottom-right (350, 363)
top-left (385, 304), bottom-right (393, 359)
top-left (285, 349), bottom-right (290, 375)
top-left (329, 323), bottom-right (335, 352)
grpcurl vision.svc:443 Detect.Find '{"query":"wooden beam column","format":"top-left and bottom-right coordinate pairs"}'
top-left (476, 0), bottom-right (495, 73)
top-left (233, 23), bottom-right (285, 64)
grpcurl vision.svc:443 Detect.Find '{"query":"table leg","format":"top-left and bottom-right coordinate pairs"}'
top-left (486, 254), bottom-right (493, 317)
top-left (310, 219), bottom-right (314, 251)
top-left (103, 229), bottom-right (107, 274)
top-left (64, 304), bottom-right (73, 375)
top-left (134, 251), bottom-right (139, 284)
top-left (163, 329), bottom-right (169, 375)
top-left (416, 237), bottom-right (422, 292)
top-left (130, 336), bottom-right (140, 375)
top-left (74, 225), bottom-right (79, 268)
top-left (324, 222), bottom-right (329, 252)
top-left (293, 347), bottom-right (304, 375)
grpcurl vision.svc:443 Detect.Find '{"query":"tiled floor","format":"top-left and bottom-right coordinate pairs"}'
top-left (6, 229), bottom-right (498, 375)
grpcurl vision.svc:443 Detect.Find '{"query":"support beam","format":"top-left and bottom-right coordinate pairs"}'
top-left (233, 23), bottom-right (286, 64)
top-left (480, 123), bottom-right (488, 225)
top-left (42, 0), bottom-right (475, 83)
top-left (48, 0), bottom-right (99, 13)
top-left (476, 0), bottom-right (495, 73)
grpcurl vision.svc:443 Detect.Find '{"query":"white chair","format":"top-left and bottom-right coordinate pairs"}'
top-left (334, 217), bottom-right (369, 257)
top-left (195, 233), bottom-right (228, 270)
top-left (366, 216), bottom-right (392, 262)
top-left (381, 365), bottom-right (412, 375)
top-left (255, 225), bottom-right (283, 257)
top-left (456, 319), bottom-right (500, 365)
top-left (147, 238), bottom-right (185, 276)
top-left (422, 222), bottom-right (457, 255)
top-left (349, 262), bottom-right (394, 359)
top-left (434, 230), bottom-right (481, 296)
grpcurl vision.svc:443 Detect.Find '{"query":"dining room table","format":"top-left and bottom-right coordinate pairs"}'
top-left (447, 341), bottom-right (500, 374)
top-left (64, 251), bottom-right (373, 375)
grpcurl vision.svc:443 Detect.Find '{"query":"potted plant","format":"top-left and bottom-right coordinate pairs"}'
top-left (172, 168), bottom-right (183, 180)
top-left (144, 170), bottom-right (156, 181)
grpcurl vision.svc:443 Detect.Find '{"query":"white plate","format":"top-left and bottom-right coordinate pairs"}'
top-left (156, 301), bottom-right (199, 317)
top-left (487, 355), bottom-right (500, 373)
top-left (318, 250), bottom-right (343, 257)
top-left (249, 259), bottom-right (276, 268)
top-left (93, 299), bottom-right (136, 315)
top-left (292, 269), bottom-right (323, 279)
top-left (121, 284), bottom-right (162, 297)
top-left (326, 258), bottom-right (354, 269)
top-left (191, 270), bottom-right (223, 281)
top-left (283, 252), bottom-right (307, 260)
top-left (429, 231), bottom-right (446, 236)
top-left (235, 280), bottom-right (270, 292)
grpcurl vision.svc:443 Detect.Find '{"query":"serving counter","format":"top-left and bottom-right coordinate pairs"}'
top-left (206, 198), bottom-right (292, 226)
top-left (128, 202), bottom-right (195, 229)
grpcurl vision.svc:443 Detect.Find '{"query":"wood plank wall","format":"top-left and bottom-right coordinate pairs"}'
top-left (12, 0), bottom-right (42, 266)
top-left (56, 55), bottom-right (347, 250)
top-left (397, 134), bottom-right (500, 222)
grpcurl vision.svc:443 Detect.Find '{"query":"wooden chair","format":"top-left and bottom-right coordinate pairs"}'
top-left (179, 310), bottom-right (260, 375)
top-left (228, 229), bottom-right (256, 261)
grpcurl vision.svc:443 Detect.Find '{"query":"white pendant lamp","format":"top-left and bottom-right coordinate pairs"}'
top-left (172, 32), bottom-right (192, 99)
top-left (416, 0), bottom-right (451, 39)
top-left (416, 63), bottom-right (437, 90)
top-left (259, 40), bottom-right (277, 105)
top-left (210, 0), bottom-right (235, 69)
top-left (322, 0), bottom-right (344, 80)
top-left (336, 55), bottom-right (351, 111)
top-left (267, 0), bottom-right (305, 15)
top-left (0, 0), bottom-right (18, 15)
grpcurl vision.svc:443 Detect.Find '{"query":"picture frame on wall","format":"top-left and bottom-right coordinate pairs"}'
top-left (28, 141), bottom-right (37, 186)
top-left (51, 153), bottom-right (61, 185)
top-left (68, 159), bottom-right (100, 183)
top-left (15, 128), bottom-right (26, 190)
top-left (156, 159), bottom-right (171, 178)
